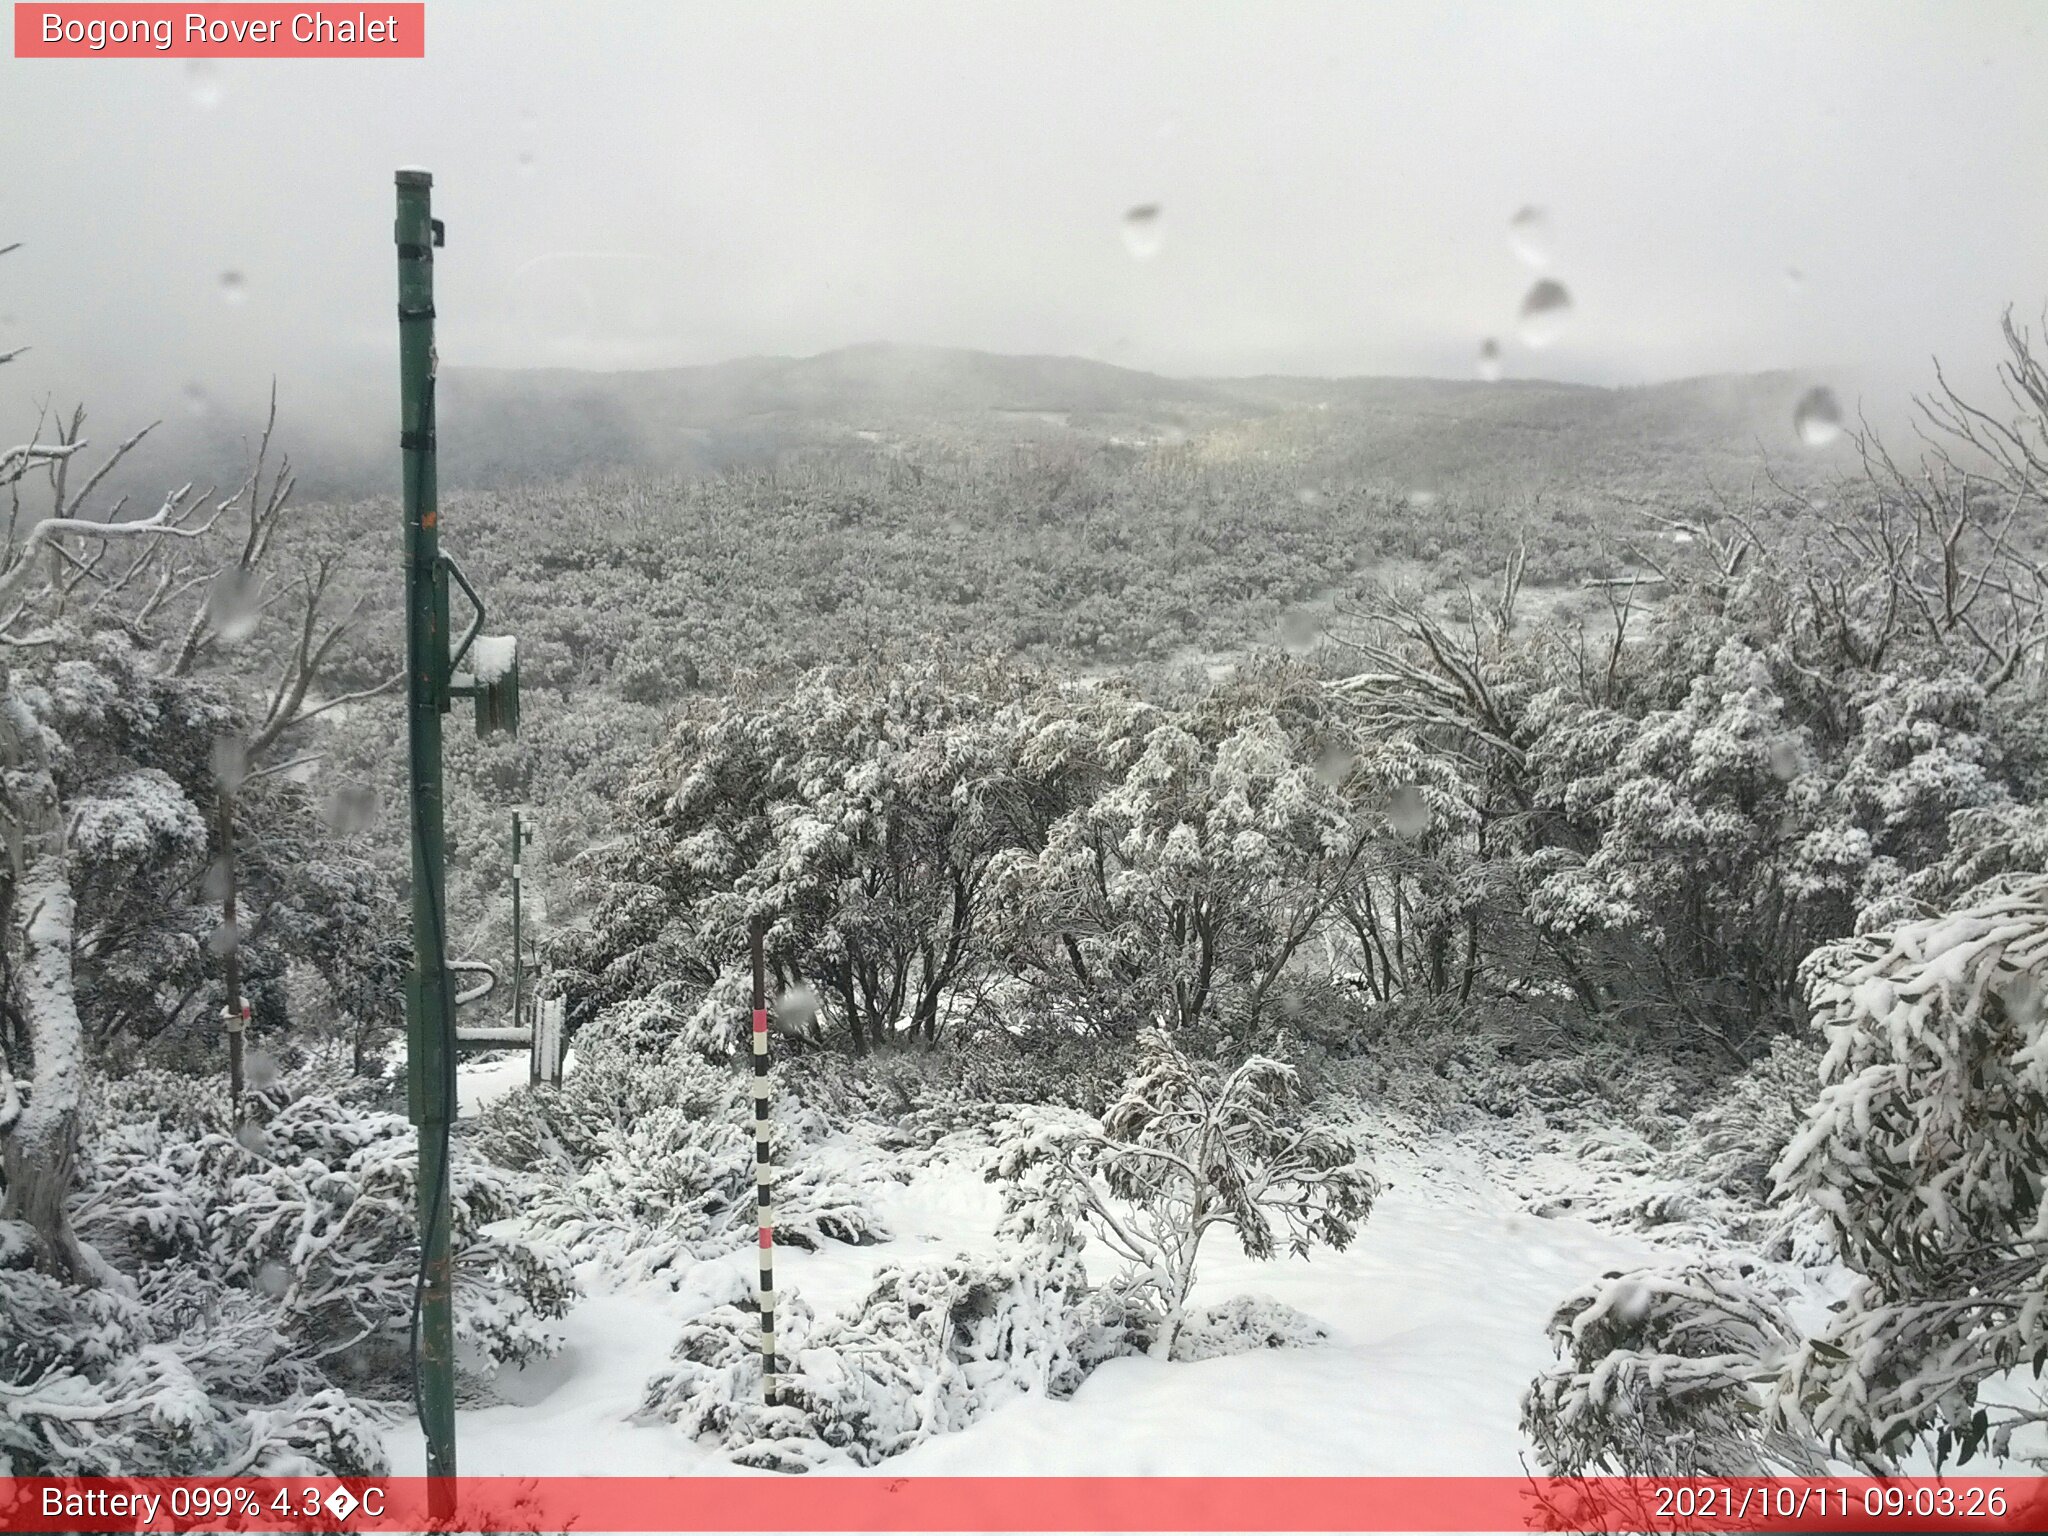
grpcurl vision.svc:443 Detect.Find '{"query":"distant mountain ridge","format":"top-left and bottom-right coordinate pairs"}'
top-left (422, 342), bottom-right (1832, 497)
top-left (170, 342), bottom-right (1835, 501)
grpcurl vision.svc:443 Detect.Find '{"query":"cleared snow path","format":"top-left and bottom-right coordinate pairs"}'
top-left (385, 1127), bottom-right (1658, 1479)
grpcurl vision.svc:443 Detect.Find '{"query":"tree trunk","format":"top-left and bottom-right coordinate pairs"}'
top-left (0, 853), bottom-right (90, 1280)
top-left (835, 963), bottom-right (867, 1056)
top-left (219, 789), bottom-right (245, 1110)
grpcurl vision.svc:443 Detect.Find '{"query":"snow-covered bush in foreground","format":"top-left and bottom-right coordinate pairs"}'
top-left (468, 1008), bottom-right (892, 1278)
top-left (0, 1228), bottom-right (384, 1475)
top-left (1522, 1261), bottom-right (1821, 1477)
top-left (1768, 875), bottom-right (2048, 1469)
top-left (75, 1067), bottom-right (571, 1383)
top-left (1527, 875), bottom-right (2048, 1476)
top-left (640, 1250), bottom-right (1098, 1470)
top-left (640, 1246), bottom-right (1340, 1471)
top-left (996, 1029), bottom-right (1375, 1358)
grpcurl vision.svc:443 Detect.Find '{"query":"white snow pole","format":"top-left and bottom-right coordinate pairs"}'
top-left (749, 917), bottom-right (778, 1403)
top-left (536, 995), bottom-right (565, 1086)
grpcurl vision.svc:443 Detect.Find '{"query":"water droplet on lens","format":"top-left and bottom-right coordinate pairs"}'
top-left (324, 783), bottom-right (379, 836)
top-left (1517, 279), bottom-right (1572, 349)
top-left (1508, 205), bottom-right (1550, 269)
top-left (208, 918), bottom-right (240, 956)
top-left (1793, 385), bottom-right (1843, 448)
top-left (218, 270), bottom-right (247, 305)
top-left (776, 984), bottom-right (822, 1034)
top-left (1784, 266), bottom-right (1806, 293)
top-left (1476, 337), bottom-right (1503, 381)
top-left (202, 856), bottom-right (232, 902)
top-left (256, 1260), bottom-right (292, 1297)
top-left (517, 149), bottom-right (535, 172)
top-left (1296, 487), bottom-right (1323, 507)
top-left (247, 1049), bottom-right (279, 1088)
top-left (183, 383), bottom-right (208, 417)
top-left (1610, 1276), bottom-right (1652, 1325)
top-left (208, 565), bottom-right (263, 641)
top-left (235, 1121), bottom-right (268, 1153)
top-left (1121, 203), bottom-right (1164, 261)
top-left (186, 60), bottom-right (222, 109)
top-left (1387, 784), bottom-right (1433, 840)
top-left (1314, 743), bottom-right (1355, 790)
top-left (212, 735), bottom-right (248, 793)
top-left (1280, 608), bottom-right (1322, 650)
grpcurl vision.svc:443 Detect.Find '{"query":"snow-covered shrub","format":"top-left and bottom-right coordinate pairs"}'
top-left (1168, 1293), bottom-right (1329, 1362)
top-left (1521, 1260), bottom-right (1822, 1477)
top-left (468, 1019), bottom-right (892, 1278)
top-left (1684, 1035), bottom-right (1824, 1202)
top-left (73, 1067), bottom-right (571, 1383)
top-left (637, 1292), bottom-right (825, 1471)
top-left (997, 1029), bottom-right (1375, 1357)
top-left (641, 1250), bottom-right (1099, 1470)
top-left (787, 1035), bottom-right (1135, 1149)
top-left (1681, 1033), bottom-right (1825, 1211)
top-left (1341, 998), bottom-right (1695, 1140)
top-left (210, 1091), bottom-right (572, 1376)
top-left (0, 1231), bottom-right (384, 1476)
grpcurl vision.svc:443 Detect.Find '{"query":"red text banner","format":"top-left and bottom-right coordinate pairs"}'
top-left (3, 1476), bottom-right (2048, 1533)
top-left (13, 5), bottom-right (425, 58)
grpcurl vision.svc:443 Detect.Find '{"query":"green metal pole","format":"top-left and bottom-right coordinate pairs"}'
top-left (395, 167), bottom-right (457, 1493)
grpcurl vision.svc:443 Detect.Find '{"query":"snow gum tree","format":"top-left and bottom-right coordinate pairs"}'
top-left (0, 289), bottom-right (397, 1279)
top-left (0, 409), bottom-right (226, 1276)
top-left (999, 662), bottom-right (1390, 1045)
top-left (561, 659), bottom-right (1067, 1054)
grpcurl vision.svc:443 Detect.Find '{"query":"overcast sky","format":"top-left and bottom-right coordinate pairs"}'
top-left (4, 0), bottom-right (2046, 434)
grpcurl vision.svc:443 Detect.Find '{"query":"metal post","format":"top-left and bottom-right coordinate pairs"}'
top-left (514, 809), bottom-right (533, 1085)
top-left (750, 917), bottom-right (777, 1404)
top-left (396, 167), bottom-right (457, 1497)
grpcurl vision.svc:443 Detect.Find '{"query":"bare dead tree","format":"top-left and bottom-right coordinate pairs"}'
top-left (150, 386), bottom-right (398, 1106)
top-left (1816, 310), bottom-right (2048, 694)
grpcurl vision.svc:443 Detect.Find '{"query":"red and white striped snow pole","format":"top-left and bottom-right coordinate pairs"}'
top-left (749, 917), bottom-right (778, 1404)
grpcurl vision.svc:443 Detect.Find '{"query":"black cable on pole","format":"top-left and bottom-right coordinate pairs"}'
top-left (405, 367), bottom-right (458, 1445)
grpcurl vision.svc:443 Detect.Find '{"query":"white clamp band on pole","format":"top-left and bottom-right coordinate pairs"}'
top-left (220, 997), bottom-right (251, 1034)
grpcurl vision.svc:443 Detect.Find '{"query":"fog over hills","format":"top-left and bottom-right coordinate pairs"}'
top-left (138, 341), bottom-right (1844, 510)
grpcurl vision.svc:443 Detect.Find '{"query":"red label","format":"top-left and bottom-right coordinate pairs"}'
top-left (0, 1476), bottom-right (2044, 1532)
top-left (14, 4), bottom-right (425, 57)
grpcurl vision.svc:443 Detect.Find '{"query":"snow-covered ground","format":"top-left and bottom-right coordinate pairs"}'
top-left (385, 1125), bottom-right (1659, 1479)
top-left (456, 1051), bottom-right (545, 1118)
